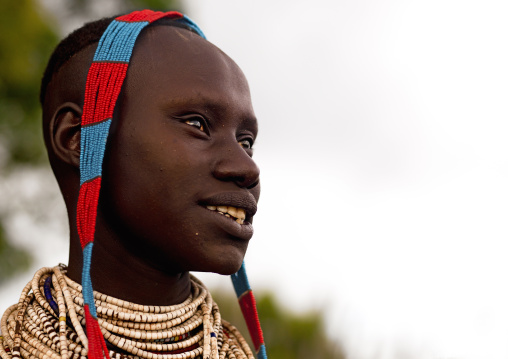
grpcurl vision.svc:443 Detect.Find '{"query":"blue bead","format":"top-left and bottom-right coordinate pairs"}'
top-left (80, 119), bottom-right (112, 185)
top-left (176, 15), bottom-right (207, 40)
top-left (82, 243), bottom-right (97, 318)
top-left (93, 21), bottom-right (149, 63)
top-left (257, 344), bottom-right (268, 359)
top-left (230, 261), bottom-right (251, 298)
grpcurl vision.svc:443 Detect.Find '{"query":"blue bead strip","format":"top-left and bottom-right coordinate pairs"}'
top-left (176, 15), bottom-right (207, 40)
top-left (82, 242), bottom-right (97, 318)
top-left (94, 20), bottom-right (150, 63)
top-left (257, 344), bottom-right (267, 359)
top-left (231, 261), bottom-right (251, 298)
top-left (80, 119), bottom-right (112, 185)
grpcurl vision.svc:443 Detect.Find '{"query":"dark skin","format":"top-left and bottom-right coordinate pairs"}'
top-left (43, 26), bottom-right (260, 306)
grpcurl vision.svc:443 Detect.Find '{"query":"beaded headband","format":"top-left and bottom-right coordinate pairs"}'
top-left (77, 9), bottom-right (267, 359)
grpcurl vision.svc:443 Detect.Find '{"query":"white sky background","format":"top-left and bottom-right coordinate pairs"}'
top-left (2, 1), bottom-right (508, 358)
top-left (187, 1), bottom-right (508, 358)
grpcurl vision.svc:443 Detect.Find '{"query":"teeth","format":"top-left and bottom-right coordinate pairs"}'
top-left (227, 206), bottom-right (237, 218)
top-left (206, 205), bottom-right (247, 224)
top-left (236, 209), bottom-right (246, 220)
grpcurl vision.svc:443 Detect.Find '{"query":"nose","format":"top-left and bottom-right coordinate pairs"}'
top-left (212, 143), bottom-right (260, 189)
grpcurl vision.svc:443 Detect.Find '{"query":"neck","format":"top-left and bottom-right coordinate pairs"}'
top-left (67, 233), bottom-right (192, 306)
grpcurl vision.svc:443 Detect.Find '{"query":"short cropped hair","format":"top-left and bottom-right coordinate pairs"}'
top-left (39, 15), bottom-right (199, 105)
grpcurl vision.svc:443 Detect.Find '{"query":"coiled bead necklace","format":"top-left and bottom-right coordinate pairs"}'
top-left (0, 265), bottom-right (254, 359)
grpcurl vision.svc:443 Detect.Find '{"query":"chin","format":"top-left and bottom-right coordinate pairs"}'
top-left (212, 260), bottom-right (244, 276)
top-left (193, 248), bottom-right (246, 276)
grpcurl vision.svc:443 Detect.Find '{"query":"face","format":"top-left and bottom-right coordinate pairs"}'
top-left (98, 26), bottom-right (260, 275)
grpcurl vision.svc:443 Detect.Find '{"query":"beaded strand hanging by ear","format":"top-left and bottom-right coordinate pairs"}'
top-left (75, 9), bottom-right (267, 359)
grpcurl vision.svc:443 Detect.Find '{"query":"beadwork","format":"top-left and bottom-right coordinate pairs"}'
top-left (0, 265), bottom-right (254, 359)
top-left (1, 9), bottom-right (267, 359)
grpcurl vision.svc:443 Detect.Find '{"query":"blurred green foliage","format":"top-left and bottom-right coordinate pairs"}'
top-left (0, 221), bottom-right (31, 284)
top-left (0, 0), bottom-right (59, 281)
top-left (214, 291), bottom-right (346, 359)
top-left (0, 0), bottom-right (59, 165)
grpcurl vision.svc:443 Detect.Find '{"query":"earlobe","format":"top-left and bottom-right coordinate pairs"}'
top-left (49, 102), bottom-right (82, 168)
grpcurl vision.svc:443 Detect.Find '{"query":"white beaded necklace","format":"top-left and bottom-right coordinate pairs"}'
top-left (0, 265), bottom-right (254, 359)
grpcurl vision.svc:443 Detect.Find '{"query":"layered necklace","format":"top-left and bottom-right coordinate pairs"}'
top-left (0, 265), bottom-right (254, 359)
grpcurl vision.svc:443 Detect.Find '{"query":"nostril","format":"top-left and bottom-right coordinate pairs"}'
top-left (246, 179), bottom-right (259, 190)
top-left (212, 145), bottom-right (260, 189)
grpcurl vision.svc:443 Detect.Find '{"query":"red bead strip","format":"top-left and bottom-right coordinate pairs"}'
top-left (77, 177), bottom-right (102, 249)
top-left (116, 9), bottom-right (182, 23)
top-left (81, 62), bottom-right (129, 127)
top-left (238, 290), bottom-right (264, 352)
top-left (85, 304), bottom-right (111, 359)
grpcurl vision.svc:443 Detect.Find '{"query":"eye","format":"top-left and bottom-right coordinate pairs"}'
top-left (185, 118), bottom-right (205, 132)
top-left (238, 139), bottom-right (253, 150)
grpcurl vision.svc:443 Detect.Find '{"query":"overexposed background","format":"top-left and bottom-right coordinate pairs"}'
top-left (2, 1), bottom-right (508, 358)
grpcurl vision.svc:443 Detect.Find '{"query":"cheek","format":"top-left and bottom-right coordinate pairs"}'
top-left (102, 127), bottom-right (209, 222)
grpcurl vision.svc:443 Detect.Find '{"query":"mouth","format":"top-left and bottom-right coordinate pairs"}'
top-left (205, 205), bottom-right (246, 224)
top-left (200, 192), bottom-right (257, 226)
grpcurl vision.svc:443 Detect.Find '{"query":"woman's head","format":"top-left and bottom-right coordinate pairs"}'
top-left (42, 11), bottom-right (260, 279)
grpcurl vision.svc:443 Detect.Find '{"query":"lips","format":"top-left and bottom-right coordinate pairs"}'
top-left (200, 192), bottom-right (257, 224)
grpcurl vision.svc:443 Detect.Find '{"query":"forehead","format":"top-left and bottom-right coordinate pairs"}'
top-left (123, 26), bottom-right (254, 118)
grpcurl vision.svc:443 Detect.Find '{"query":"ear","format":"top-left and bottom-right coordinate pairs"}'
top-left (49, 102), bottom-right (82, 168)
